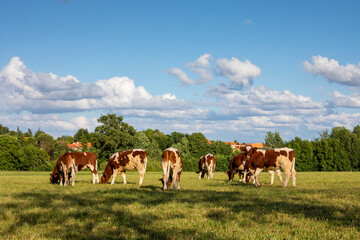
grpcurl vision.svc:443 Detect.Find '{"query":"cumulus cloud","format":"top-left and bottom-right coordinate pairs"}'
top-left (328, 91), bottom-right (360, 108)
top-left (187, 54), bottom-right (212, 69)
top-left (303, 55), bottom-right (360, 86)
top-left (206, 85), bottom-right (321, 114)
top-left (167, 55), bottom-right (262, 87)
top-left (186, 53), bottom-right (213, 84)
top-left (165, 67), bottom-right (195, 85)
top-left (166, 54), bottom-right (213, 85)
top-left (215, 57), bottom-right (261, 88)
top-left (0, 113), bottom-right (98, 133)
top-left (0, 57), bottom-right (189, 114)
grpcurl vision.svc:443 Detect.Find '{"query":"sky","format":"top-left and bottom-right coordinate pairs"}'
top-left (1, 0), bottom-right (360, 143)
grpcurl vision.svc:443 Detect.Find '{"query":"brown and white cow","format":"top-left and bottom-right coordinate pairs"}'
top-left (100, 149), bottom-right (148, 185)
top-left (160, 148), bottom-right (183, 191)
top-left (243, 146), bottom-right (296, 187)
top-left (50, 152), bottom-right (99, 185)
top-left (244, 147), bottom-right (284, 185)
top-left (225, 153), bottom-right (247, 182)
top-left (196, 153), bottom-right (216, 179)
top-left (50, 152), bottom-right (76, 186)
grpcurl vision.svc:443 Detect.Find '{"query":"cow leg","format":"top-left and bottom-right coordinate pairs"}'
top-left (172, 170), bottom-right (181, 190)
top-left (254, 168), bottom-right (264, 187)
top-left (229, 171), bottom-right (234, 182)
top-left (96, 173), bottom-right (100, 184)
top-left (63, 168), bottom-right (68, 186)
top-left (111, 171), bottom-right (118, 185)
top-left (71, 167), bottom-right (76, 187)
top-left (238, 171), bottom-right (242, 182)
top-left (242, 170), bottom-right (248, 184)
top-left (283, 170), bottom-right (291, 187)
top-left (138, 170), bottom-right (145, 186)
top-left (291, 169), bottom-right (296, 187)
top-left (172, 168), bottom-right (180, 190)
top-left (59, 173), bottom-right (64, 186)
top-left (92, 172), bottom-right (96, 184)
top-left (176, 172), bottom-right (181, 190)
top-left (268, 170), bottom-right (275, 185)
top-left (275, 169), bottom-right (283, 184)
top-left (163, 172), bottom-right (169, 191)
top-left (173, 174), bottom-right (177, 190)
top-left (121, 171), bottom-right (127, 185)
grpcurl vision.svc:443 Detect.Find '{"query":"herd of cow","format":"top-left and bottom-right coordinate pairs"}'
top-left (49, 146), bottom-right (297, 190)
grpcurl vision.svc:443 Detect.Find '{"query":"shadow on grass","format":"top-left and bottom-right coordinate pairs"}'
top-left (1, 184), bottom-right (359, 239)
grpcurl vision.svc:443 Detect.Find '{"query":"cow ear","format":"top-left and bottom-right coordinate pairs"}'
top-left (158, 178), bottom-right (163, 181)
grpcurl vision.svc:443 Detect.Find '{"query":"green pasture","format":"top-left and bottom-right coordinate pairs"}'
top-left (0, 171), bottom-right (359, 239)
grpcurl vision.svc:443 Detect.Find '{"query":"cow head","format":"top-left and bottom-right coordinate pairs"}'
top-left (100, 172), bottom-right (110, 184)
top-left (244, 146), bottom-right (257, 160)
top-left (50, 173), bottom-right (59, 184)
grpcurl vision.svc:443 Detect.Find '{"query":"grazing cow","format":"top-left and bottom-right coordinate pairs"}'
top-left (160, 148), bottom-right (183, 191)
top-left (50, 152), bottom-right (99, 185)
top-left (225, 153), bottom-right (246, 182)
top-left (100, 149), bottom-right (148, 185)
top-left (196, 153), bottom-right (216, 179)
top-left (245, 148), bottom-right (284, 185)
top-left (50, 152), bottom-right (76, 186)
top-left (243, 146), bottom-right (296, 187)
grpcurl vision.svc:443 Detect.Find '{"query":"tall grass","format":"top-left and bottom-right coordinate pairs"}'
top-left (0, 171), bottom-right (359, 239)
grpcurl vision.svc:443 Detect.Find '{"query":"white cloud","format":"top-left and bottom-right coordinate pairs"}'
top-left (329, 91), bottom-right (360, 108)
top-left (303, 55), bottom-right (360, 86)
top-left (166, 54), bottom-right (213, 85)
top-left (216, 57), bottom-right (261, 88)
top-left (206, 85), bottom-right (321, 115)
top-left (2, 56), bottom-right (360, 143)
top-left (0, 113), bottom-right (98, 133)
top-left (0, 57), bottom-right (188, 114)
top-left (165, 67), bottom-right (195, 85)
top-left (187, 54), bottom-right (213, 84)
top-left (187, 53), bottom-right (212, 68)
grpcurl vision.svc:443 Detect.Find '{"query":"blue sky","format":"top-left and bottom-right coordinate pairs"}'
top-left (1, 0), bottom-right (360, 143)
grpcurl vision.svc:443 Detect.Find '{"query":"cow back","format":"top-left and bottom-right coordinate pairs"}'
top-left (70, 152), bottom-right (97, 170)
top-left (162, 148), bottom-right (183, 170)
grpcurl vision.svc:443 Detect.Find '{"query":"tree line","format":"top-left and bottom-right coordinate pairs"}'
top-left (0, 114), bottom-right (359, 172)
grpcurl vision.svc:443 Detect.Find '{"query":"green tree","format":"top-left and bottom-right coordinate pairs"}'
top-left (0, 135), bottom-right (25, 170)
top-left (35, 131), bottom-right (57, 161)
top-left (209, 140), bottom-right (233, 156)
top-left (171, 137), bottom-right (196, 171)
top-left (168, 132), bottom-right (186, 146)
top-left (0, 124), bottom-right (10, 135)
top-left (187, 132), bottom-right (209, 158)
top-left (74, 128), bottom-right (91, 144)
top-left (144, 129), bottom-right (170, 150)
top-left (24, 129), bottom-right (33, 137)
top-left (264, 131), bottom-right (284, 148)
top-left (93, 114), bottom-right (136, 164)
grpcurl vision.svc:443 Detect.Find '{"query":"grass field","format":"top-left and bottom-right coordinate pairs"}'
top-left (0, 171), bottom-right (359, 240)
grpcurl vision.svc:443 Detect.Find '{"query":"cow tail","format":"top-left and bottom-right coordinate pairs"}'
top-left (165, 158), bottom-right (171, 181)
